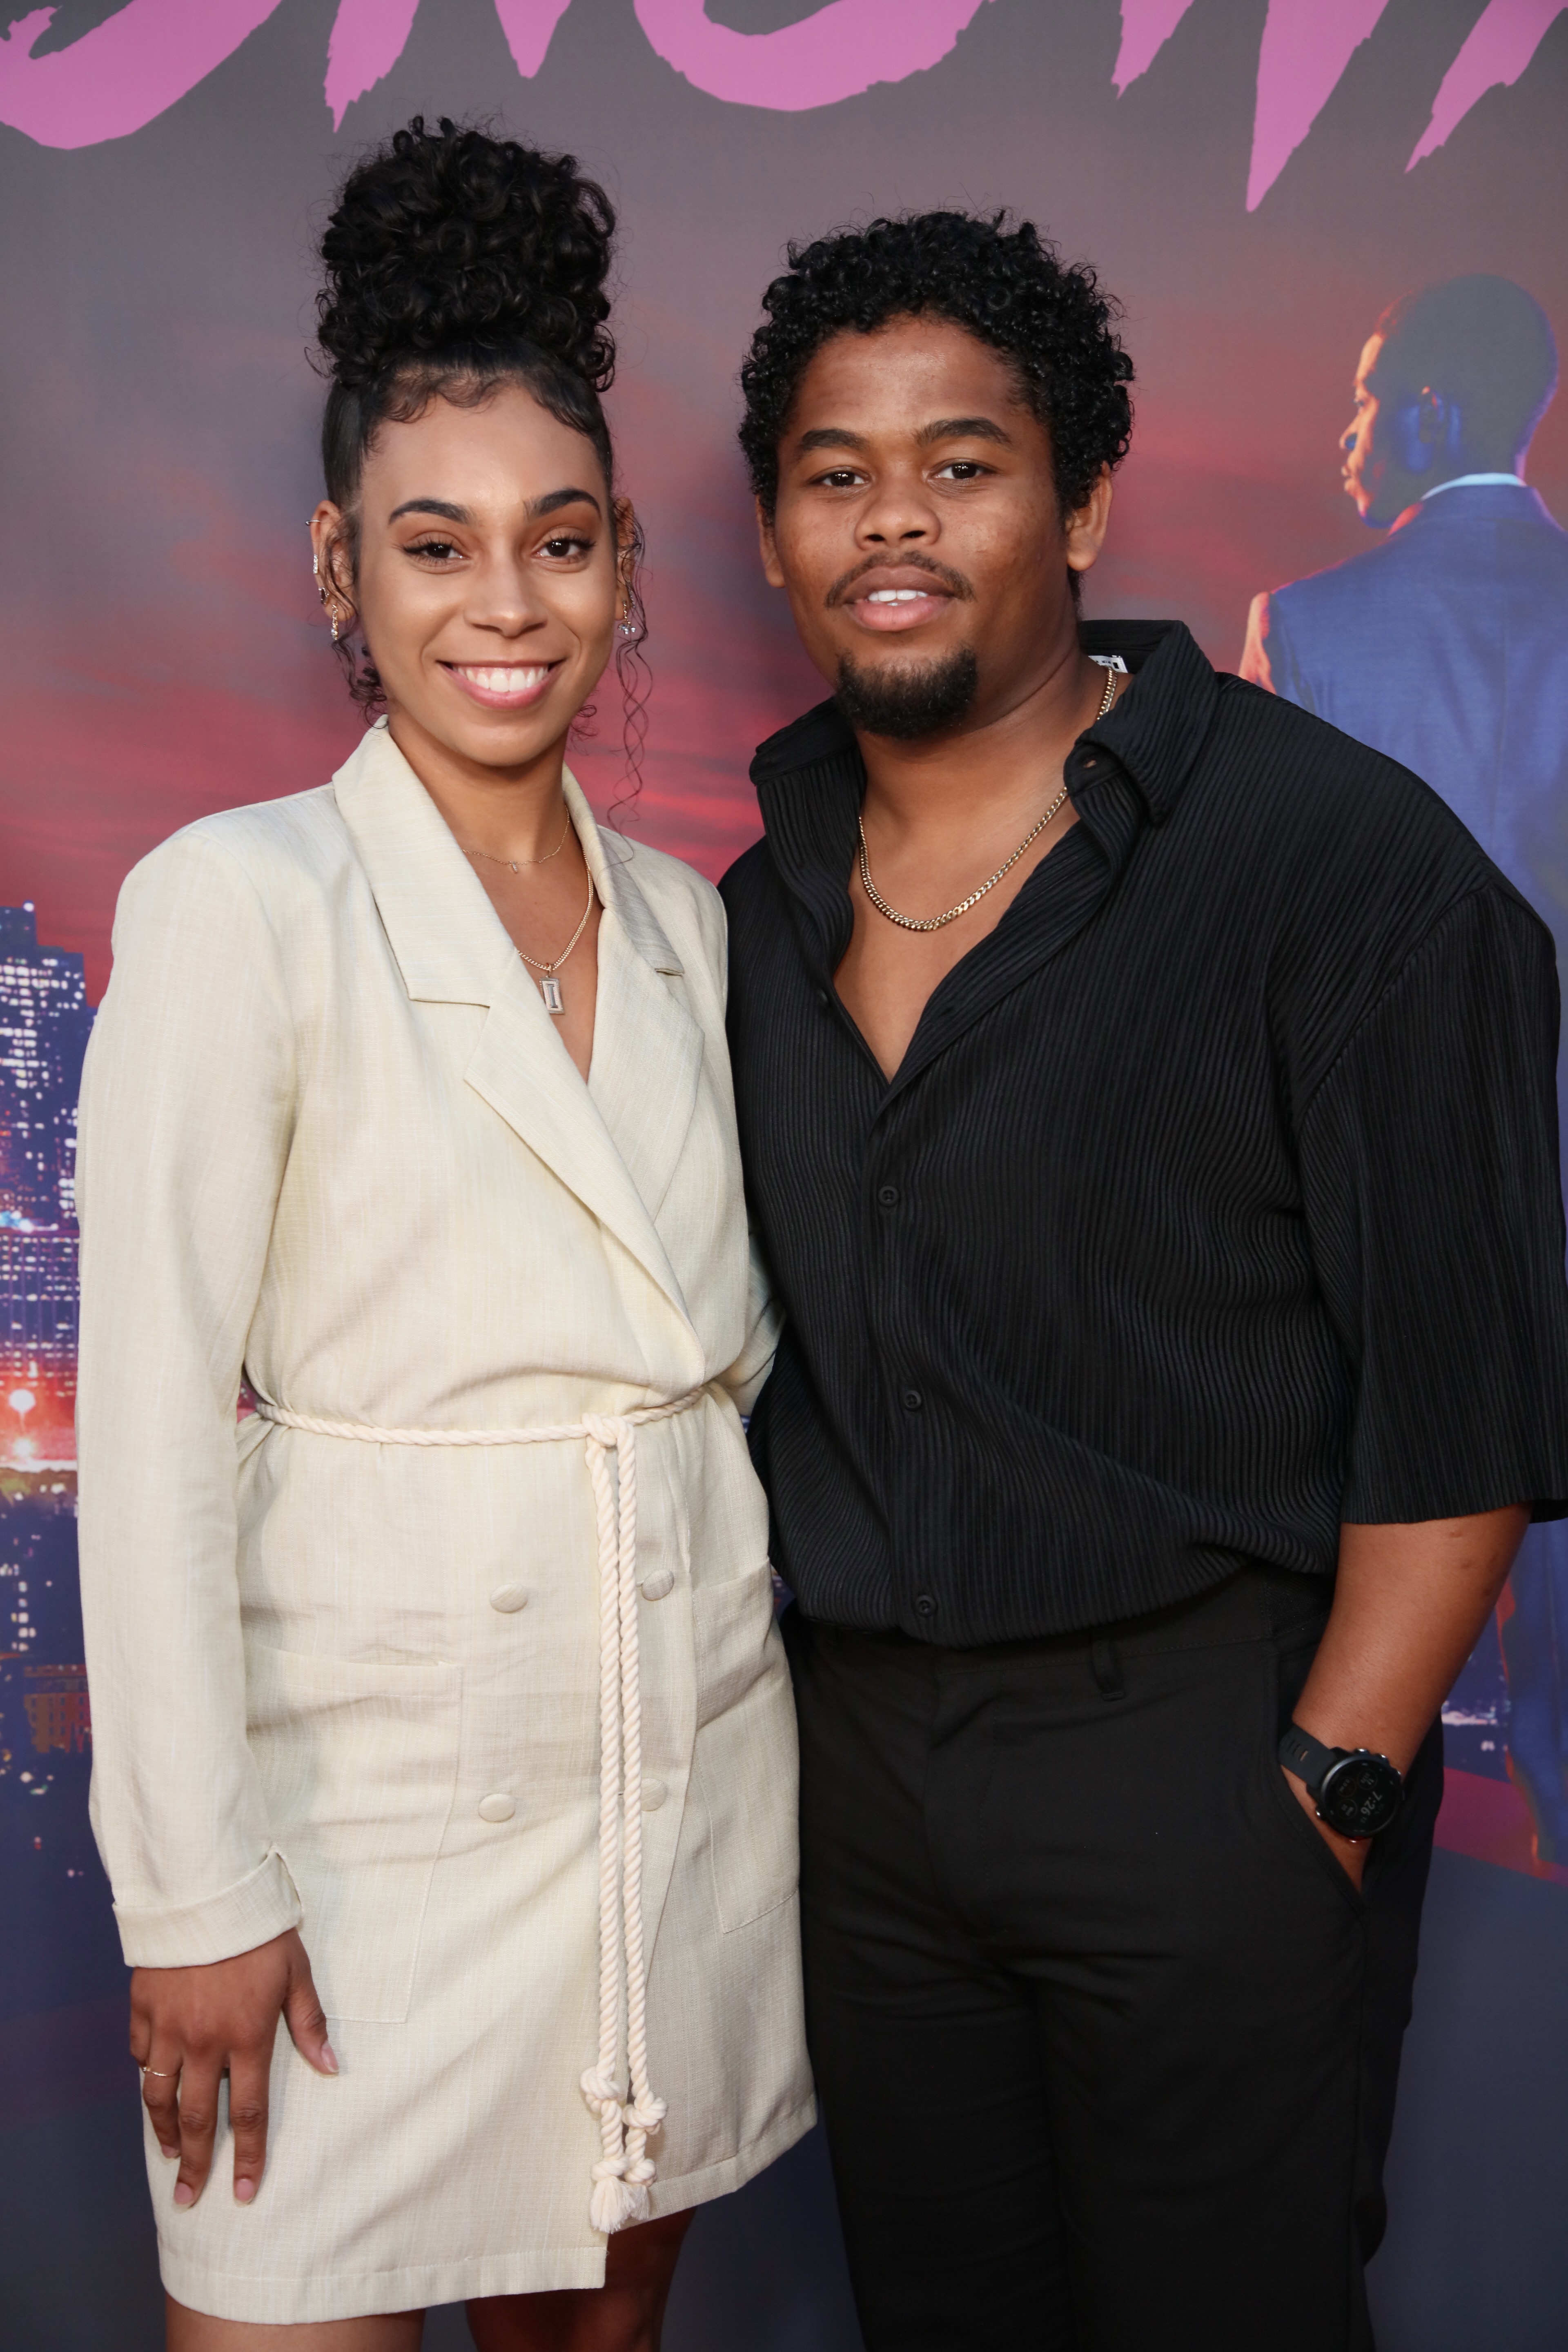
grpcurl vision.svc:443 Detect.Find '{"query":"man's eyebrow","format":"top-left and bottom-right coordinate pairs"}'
top-left (918, 416), bottom-right (1014, 448)
top-left (388, 498), bottom-right (472, 524)
top-left (794, 427), bottom-right (871, 456)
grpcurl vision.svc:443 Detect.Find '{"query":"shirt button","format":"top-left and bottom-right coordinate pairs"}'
top-left (815, 988), bottom-right (829, 1011)
top-left (478, 1792), bottom-right (517, 1823)
top-left (877, 1185), bottom-right (900, 1208)
top-left (490, 1582), bottom-right (530, 1613)
top-left (902, 1388), bottom-right (924, 1411)
top-left (914, 1594), bottom-right (938, 1619)
top-left (639, 1568), bottom-right (675, 1601)
top-left (641, 1778), bottom-right (668, 1812)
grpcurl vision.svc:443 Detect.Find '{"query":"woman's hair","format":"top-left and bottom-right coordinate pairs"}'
top-left (315, 116), bottom-right (647, 778)
top-left (738, 211), bottom-right (1134, 523)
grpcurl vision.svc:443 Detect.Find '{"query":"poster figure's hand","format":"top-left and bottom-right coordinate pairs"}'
top-left (1283, 1768), bottom-right (1369, 1891)
top-left (129, 1929), bottom-right (337, 2208)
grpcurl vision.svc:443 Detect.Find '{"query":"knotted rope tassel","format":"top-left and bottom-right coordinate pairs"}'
top-left (579, 1414), bottom-right (667, 2229)
top-left (254, 1387), bottom-right (701, 2231)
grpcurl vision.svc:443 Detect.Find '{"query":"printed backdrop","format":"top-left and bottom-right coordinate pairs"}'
top-left (2, 4), bottom-right (1566, 2347)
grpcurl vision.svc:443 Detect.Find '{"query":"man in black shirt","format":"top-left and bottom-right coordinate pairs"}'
top-left (721, 213), bottom-right (1568, 2352)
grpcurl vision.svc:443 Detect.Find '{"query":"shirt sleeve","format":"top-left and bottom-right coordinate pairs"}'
top-left (76, 828), bottom-right (305, 1966)
top-left (1296, 886), bottom-right (1568, 1525)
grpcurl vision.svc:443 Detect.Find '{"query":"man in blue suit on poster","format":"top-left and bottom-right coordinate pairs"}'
top-left (1243, 274), bottom-right (1568, 1861)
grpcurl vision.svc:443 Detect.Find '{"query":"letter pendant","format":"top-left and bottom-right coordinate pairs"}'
top-left (541, 976), bottom-right (564, 1015)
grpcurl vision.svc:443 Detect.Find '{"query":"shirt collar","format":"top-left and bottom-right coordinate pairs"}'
top-left (1420, 472), bottom-right (1527, 499)
top-left (748, 618), bottom-right (1218, 831)
top-left (1069, 619), bottom-right (1219, 825)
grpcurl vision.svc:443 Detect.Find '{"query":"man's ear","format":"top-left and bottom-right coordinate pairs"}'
top-left (1065, 467), bottom-right (1114, 582)
top-left (757, 497), bottom-right (786, 589)
top-left (1420, 385), bottom-right (1457, 449)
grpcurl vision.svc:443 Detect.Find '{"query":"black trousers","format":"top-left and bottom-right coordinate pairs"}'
top-left (785, 1566), bottom-right (1441, 2352)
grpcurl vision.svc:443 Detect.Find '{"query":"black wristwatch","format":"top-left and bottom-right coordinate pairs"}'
top-left (1279, 1724), bottom-right (1405, 1839)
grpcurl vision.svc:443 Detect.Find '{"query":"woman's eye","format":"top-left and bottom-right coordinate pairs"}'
top-left (540, 535), bottom-right (592, 559)
top-left (406, 538), bottom-right (459, 562)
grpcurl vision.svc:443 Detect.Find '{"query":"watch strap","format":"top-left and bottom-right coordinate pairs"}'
top-left (1279, 1722), bottom-right (1339, 1793)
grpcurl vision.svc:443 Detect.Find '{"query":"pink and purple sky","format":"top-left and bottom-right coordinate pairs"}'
top-left (1, 0), bottom-right (1565, 998)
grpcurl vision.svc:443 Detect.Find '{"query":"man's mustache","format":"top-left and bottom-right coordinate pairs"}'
top-left (825, 554), bottom-right (976, 608)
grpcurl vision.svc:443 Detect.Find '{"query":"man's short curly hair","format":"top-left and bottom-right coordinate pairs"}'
top-left (739, 211), bottom-right (1133, 518)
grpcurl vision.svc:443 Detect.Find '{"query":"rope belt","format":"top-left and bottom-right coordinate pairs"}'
top-left (254, 1385), bottom-right (708, 2234)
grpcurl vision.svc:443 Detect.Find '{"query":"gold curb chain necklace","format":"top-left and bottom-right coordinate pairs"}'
top-left (857, 661), bottom-right (1119, 935)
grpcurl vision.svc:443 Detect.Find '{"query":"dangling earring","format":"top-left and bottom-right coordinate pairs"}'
top-left (330, 610), bottom-right (341, 643)
top-left (616, 590), bottom-right (644, 646)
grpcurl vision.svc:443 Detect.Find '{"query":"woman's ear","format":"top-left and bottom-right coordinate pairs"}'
top-left (309, 501), bottom-right (356, 622)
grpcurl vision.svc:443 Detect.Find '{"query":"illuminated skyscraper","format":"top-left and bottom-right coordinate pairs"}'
top-left (0, 904), bottom-right (91, 1227)
top-left (0, 905), bottom-right (92, 1431)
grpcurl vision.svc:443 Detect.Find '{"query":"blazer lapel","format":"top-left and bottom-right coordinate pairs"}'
top-left (332, 727), bottom-right (693, 1327)
top-left (578, 789), bottom-right (705, 1223)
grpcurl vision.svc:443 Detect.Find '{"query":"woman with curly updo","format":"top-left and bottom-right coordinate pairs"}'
top-left (76, 118), bottom-right (811, 2349)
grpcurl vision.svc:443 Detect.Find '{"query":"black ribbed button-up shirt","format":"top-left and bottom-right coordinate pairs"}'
top-left (721, 620), bottom-right (1568, 1644)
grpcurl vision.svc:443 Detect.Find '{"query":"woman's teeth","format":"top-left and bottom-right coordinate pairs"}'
top-left (457, 665), bottom-right (550, 692)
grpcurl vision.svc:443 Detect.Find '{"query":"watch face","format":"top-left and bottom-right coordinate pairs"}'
top-left (1319, 1753), bottom-right (1403, 1838)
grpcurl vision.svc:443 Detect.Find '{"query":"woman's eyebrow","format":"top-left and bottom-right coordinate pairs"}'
top-left (388, 497), bottom-right (471, 523)
top-left (528, 486), bottom-right (602, 519)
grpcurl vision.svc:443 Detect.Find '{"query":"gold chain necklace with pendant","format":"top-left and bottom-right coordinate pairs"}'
top-left (513, 867), bottom-right (596, 1015)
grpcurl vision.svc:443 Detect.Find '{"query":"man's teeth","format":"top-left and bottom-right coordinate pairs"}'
top-left (864, 589), bottom-right (932, 603)
top-left (459, 665), bottom-right (550, 692)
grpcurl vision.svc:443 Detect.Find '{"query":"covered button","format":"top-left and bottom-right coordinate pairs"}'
top-left (640, 1778), bottom-right (668, 1812)
top-left (490, 1582), bottom-right (530, 1613)
top-left (478, 1792), bottom-right (517, 1823)
top-left (639, 1569), bottom-right (675, 1602)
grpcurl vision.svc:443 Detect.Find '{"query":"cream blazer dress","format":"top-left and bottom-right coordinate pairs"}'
top-left (75, 721), bottom-right (813, 2325)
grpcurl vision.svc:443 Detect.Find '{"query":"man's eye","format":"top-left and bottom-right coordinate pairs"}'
top-left (815, 470), bottom-right (864, 490)
top-left (935, 462), bottom-right (987, 481)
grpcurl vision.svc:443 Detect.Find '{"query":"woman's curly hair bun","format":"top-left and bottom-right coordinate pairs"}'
top-left (318, 116), bottom-right (616, 393)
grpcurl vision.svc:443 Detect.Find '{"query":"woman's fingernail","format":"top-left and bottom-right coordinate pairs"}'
top-left (321, 2041), bottom-right (339, 2075)
top-left (174, 2182), bottom-right (195, 2207)
top-left (234, 2177), bottom-right (256, 2205)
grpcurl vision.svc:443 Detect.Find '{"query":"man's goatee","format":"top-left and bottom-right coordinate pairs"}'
top-left (834, 648), bottom-right (979, 740)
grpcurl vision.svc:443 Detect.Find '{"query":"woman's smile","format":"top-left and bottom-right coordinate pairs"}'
top-left (441, 658), bottom-right (561, 709)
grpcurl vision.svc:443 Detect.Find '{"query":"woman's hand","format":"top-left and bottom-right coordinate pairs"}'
top-left (129, 1927), bottom-right (336, 2209)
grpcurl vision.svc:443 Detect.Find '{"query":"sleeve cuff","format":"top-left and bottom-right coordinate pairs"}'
top-left (114, 1847), bottom-right (304, 1969)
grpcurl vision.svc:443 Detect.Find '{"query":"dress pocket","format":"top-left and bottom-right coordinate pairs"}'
top-left (245, 1644), bottom-right (463, 2022)
top-left (691, 1564), bottom-right (799, 1932)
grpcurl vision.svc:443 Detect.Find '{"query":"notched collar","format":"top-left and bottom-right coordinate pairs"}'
top-left (332, 719), bottom-right (697, 1329)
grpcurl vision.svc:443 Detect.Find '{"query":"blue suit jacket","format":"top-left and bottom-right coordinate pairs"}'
top-left (1242, 484), bottom-right (1568, 980)
top-left (1246, 483), bottom-right (1568, 1595)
